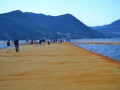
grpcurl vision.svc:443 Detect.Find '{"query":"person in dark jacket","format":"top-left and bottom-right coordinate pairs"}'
top-left (7, 40), bottom-right (11, 53)
top-left (14, 37), bottom-right (19, 52)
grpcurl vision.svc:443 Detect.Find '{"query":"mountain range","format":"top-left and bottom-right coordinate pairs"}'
top-left (0, 10), bottom-right (105, 40)
top-left (90, 19), bottom-right (120, 38)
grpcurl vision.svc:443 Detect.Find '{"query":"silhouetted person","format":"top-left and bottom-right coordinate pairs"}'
top-left (14, 37), bottom-right (19, 52)
top-left (7, 40), bottom-right (11, 53)
top-left (31, 39), bottom-right (33, 45)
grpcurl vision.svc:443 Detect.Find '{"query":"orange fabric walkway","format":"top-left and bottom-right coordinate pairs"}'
top-left (0, 42), bottom-right (120, 90)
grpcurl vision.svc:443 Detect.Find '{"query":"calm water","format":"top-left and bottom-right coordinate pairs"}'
top-left (71, 38), bottom-right (120, 42)
top-left (71, 38), bottom-right (120, 61)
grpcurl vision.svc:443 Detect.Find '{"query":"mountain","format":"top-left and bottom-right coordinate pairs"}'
top-left (0, 10), bottom-right (105, 40)
top-left (90, 19), bottom-right (120, 38)
top-left (90, 25), bottom-right (108, 30)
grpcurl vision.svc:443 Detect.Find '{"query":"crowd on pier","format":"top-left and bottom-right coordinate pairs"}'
top-left (26, 38), bottom-right (65, 46)
top-left (6, 38), bottom-right (71, 53)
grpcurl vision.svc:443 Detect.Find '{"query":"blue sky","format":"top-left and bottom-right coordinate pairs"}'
top-left (0, 0), bottom-right (120, 26)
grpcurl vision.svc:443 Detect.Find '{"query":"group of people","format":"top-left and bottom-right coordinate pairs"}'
top-left (28, 38), bottom-right (63, 46)
top-left (6, 37), bottom-right (70, 53)
top-left (7, 37), bottom-right (19, 53)
top-left (29, 39), bottom-right (46, 46)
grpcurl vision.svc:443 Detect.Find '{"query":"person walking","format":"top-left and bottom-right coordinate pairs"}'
top-left (48, 39), bottom-right (50, 45)
top-left (7, 40), bottom-right (11, 53)
top-left (30, 39), bottom-right (33, 45)
top-left (14, 37), bottom-right (19, 52)
top-left (41, 39), bottom-right (44, 46)
top-left (36, 39), bottom-right (39, 46)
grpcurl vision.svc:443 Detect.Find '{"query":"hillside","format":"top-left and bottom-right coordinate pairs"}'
top-left (91, 19), bottom-right (120, 38)
top-left (0, 10), bottom-right (105, 39)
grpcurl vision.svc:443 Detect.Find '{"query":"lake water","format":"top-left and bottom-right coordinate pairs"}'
top-left (71, 38), bottom-right (120, 42)
top-left (74, 44), bottom-right (120, 61)
top-left (71, 38), bottom-right (120, 61)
